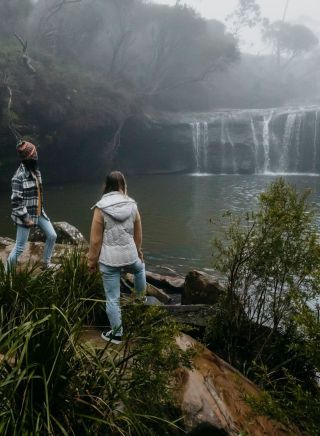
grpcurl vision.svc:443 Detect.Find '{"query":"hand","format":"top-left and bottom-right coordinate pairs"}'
top-left (138, 249), bottom-right (144, 263)
top-left (88, 263), bottom-right (97, 273)
top-left (24, 219), bottom-right (35, 228)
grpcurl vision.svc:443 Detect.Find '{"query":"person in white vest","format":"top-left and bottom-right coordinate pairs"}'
top-left (87, 171), bottom-right (146, 344)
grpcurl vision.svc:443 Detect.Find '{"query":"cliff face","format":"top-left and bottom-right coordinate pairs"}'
top-left (115, 107), bottom-right (320, 176)
top-left (115, 118), bottom-right (195, 175)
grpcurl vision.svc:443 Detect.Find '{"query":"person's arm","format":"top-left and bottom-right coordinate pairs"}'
top-left (87, 208), bottom-right (104, 271)
top-left (134, 210), bottom-right (144, 262)
top-left (11, 175), bottom-right (34, 227)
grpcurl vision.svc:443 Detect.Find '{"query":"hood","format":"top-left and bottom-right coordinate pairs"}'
top-left (94, 192), bottom-right (136, 222)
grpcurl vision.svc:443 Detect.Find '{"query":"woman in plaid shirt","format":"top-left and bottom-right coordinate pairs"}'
top-left (7, 141), bottom-right (57, 269)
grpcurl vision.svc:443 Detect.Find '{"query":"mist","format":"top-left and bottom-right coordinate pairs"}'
top-left (1, 0), bottom-right (320, 185)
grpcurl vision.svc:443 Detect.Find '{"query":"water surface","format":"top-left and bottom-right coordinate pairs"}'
top-left (1, 174), bottom-right (320, 273)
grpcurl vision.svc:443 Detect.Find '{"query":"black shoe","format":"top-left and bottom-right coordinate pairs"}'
top-left (101, 330), bottom-right (122, 345)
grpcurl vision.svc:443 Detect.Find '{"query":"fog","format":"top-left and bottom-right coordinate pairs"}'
top-left (1, 0), bottom-right (320, 115)
top-left (153, 0), bottom-right (320, 53)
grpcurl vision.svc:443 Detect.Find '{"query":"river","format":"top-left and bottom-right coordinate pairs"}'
top-left (1, 174), bottom-right (320, 274)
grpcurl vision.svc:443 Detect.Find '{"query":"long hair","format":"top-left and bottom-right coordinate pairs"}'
top-left (103, 171), bottom-right (127, 195)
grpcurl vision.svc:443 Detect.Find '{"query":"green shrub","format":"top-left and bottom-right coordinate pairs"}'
top-left (206, 178), bottom-right (320, 433)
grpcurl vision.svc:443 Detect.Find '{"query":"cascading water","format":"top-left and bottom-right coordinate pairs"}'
top-left (313, 112), bottom-right (318, 173)
top-left (262, 112), bottom-right (273, 173)
top-left (250, 117), bottom-right (259, 172)
top-left (191, 121), bottom-right (209, 173)
top-left (220, 116), bottom-right (237, 173)
top-left (188, 107), bottom-right (320, 175)
top-left (279, 113), bottom-right (296, 173)
top-left (191, 122), bottom-right (200, 172)
top-left (294, 113), bottom-right (303, 171)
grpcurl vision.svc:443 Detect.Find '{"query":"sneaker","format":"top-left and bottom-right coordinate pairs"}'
top-left (101, 330), bottom-right (122, 345)
top-left (40, 262), bottom-right (61, 271)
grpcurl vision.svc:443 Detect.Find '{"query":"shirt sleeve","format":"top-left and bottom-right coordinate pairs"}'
top-left (11, 175), bottom-right (29, 221)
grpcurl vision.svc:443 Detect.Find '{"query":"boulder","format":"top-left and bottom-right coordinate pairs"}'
top-left (0, 237), bottom-right (75, 268)
top-left (182, 270), bottom-right (225, 305)
top-left (29, 221), bottom-right (87, 245)
top-left (163, 304), bottom-right (217, 327)
top-left (175, 334), bottom-right (299, 435)
top-left (80, 328), bottom-right (298, 435)
top-left (146, 271), bottom-right (185, 293)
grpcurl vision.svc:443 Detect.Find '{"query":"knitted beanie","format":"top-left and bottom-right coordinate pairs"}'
top-left (16, 141), bottom-right (37, 160)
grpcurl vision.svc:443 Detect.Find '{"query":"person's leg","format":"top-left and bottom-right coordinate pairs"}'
top-left (37, 216), bottom-right (57, 265)
top-left (6, 225), bottom-right (30, 269)
top-left (125, 259), bottom-right (146, 297)
top-left (99, 263), bottom-right (123, 336)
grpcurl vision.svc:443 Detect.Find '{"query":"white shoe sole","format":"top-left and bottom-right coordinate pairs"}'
top-left (101, 332), bottom-right (122, 345)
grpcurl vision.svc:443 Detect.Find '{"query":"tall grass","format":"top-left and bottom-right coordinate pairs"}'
top-left (0, 251), bottom-right (192, 435)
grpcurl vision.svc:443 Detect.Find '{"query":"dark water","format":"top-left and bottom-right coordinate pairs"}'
top-left (1, 174), bottom-right (320, 273)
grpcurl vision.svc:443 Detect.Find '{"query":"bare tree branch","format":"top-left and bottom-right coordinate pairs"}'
top-left (142, 55), bottom-right (226, 97)
top-left (1, 72), bottom-right (22, 141)
top-left (46, 0), bottom-right (82, 23)
top-left (14, 33), bottom-right (36, 74)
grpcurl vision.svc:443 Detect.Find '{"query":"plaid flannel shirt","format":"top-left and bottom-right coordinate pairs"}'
top-left (11, 163), bottom-right (48, 226)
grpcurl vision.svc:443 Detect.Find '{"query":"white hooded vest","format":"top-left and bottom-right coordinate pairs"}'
top-left (94, 192), bottom-right (139, 267)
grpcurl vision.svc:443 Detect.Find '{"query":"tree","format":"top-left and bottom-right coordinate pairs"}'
top-left (226, 0), bottom-right (261, 38)
top-left (263, 21), bottom-right (319, 70)
top-left (0, 0), bottom-right (33, 39)
top-left (134, 5), bottom-right (239, 101)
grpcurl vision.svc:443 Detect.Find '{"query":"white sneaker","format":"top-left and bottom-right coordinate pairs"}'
top-left (101, 330), bottom-right (122, 345)
top-left (41, 262), bottom-right (61, 271)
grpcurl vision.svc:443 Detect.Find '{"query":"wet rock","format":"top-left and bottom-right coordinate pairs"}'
top-left (146, 271), bottom-right (185, 293)
top-left (145, 296), bottom-right (163, 306)
top-left (0, 237), bottom-right (74, 268)
top-left (182, 270), bottom-right (225, 305)
top-left (79, 328), bottom-right (298, 435)
top-left (29, 221), bottom-right (87, 245)
top-left (163, 304), bottom-right (217, 327)
top-left (175, 334), bottom-right (299, 436)
top-left (0, 237), bottom-right (14, 249)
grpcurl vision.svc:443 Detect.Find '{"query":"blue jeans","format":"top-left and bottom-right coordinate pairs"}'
top-left (7, 215), bottom-right (57, 268)
top-left (99, 259), bottom-right (146, 336)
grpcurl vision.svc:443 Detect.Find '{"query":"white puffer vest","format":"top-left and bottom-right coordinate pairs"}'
top-left (94, 192), bottom-right (139, 267)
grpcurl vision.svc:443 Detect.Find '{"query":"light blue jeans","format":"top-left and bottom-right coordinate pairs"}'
top-left (7, 215), bottom-right (57, 268)
top-left (99, 259), bottom-right (146, 336)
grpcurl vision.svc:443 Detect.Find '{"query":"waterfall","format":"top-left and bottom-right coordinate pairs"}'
top-left (191, 121), bottom-right (209, 173)
top-left (250, 117), bottom-right (259, 172)
top-left (279, 113), bottom-right (296, 172)
top-left (294, 113), bottom-right (303, 172)
top-left (221, 116), bottom-right (236, 173)
top-left (187, 107), bottom-right (320, 175)
top-left (313, 112), bottom-right (318, 173)
top-left (191, 122), bottom-right (201, 172)
top-left (262, 112), bottom-right (273, 173)
top-left (203, 122), bottom-right (209, 171)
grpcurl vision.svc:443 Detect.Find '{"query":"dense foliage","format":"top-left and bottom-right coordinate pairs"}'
top-left (0, 253), bottom-right (193, 435)
top-left (206, 178), bottom-right (320, 434)
top-left (0, 0), bottom-right (240, 185)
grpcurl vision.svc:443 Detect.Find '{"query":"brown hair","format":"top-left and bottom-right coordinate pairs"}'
top-left (103, 171), bottom-right (127, 195)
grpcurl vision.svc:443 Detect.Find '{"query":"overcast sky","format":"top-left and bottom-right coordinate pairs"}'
top-left (151, 0), bottom-right (320, 53)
